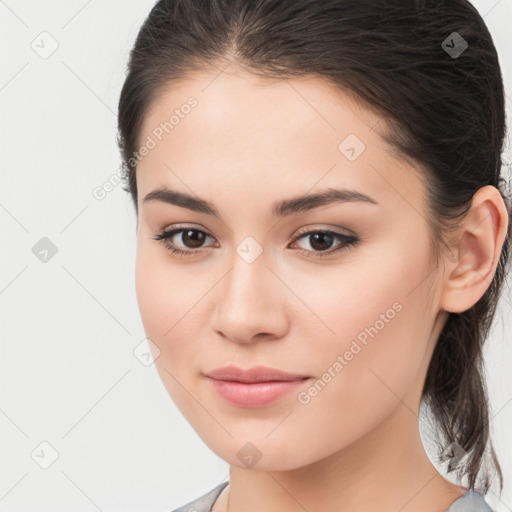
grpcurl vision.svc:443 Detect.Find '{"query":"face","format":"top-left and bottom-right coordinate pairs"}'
top-left (134, 67), bottom-right (448, 471)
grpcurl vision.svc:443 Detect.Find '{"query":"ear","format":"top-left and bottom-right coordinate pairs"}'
top-left (440, 185), bottom-right (509, 314)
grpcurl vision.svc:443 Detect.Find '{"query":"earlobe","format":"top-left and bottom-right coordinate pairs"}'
top-left (440, 185), bottom-right (509, 314)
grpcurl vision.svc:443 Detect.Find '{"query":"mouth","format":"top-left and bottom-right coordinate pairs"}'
top-left (204, 364), bottom-right (311, 383)
top-left (203, 365), bottom-right (312, 408)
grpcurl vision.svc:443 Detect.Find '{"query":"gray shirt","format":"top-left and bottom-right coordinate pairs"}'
top-left (170, 482), bottom-right (493, 512)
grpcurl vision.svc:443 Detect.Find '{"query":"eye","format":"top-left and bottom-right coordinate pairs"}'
top-left (288, 229), bottom-right (359, 259)
top-left (153, 226), bottom-right (359, 259)
top-left (153, 226), bottom-right (216, 257)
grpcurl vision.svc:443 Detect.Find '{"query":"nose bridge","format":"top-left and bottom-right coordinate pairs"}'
top-left (214, 239), bottom-right (283, 342)
top-left (223, 240), bottom-right (270, 311)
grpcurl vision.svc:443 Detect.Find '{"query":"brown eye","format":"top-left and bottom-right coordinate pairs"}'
top-left (179, 229), bottom-right (208, 249)
top-left (307, 232), bottom-right (335, 251)
top-left (290, 230), bottom-right (359, 259)
top-left (153, 227), bottom-right (216, 256)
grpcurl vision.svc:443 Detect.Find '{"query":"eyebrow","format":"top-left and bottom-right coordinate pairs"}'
top-left (142, 186), bottom-right (378, 219)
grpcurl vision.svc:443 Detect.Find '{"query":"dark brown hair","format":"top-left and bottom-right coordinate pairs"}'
top-left (117, 0), bottom-right (511, 495)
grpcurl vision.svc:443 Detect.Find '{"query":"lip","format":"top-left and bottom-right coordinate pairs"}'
top-left (204, 365), bottom-right (311, 408)
top-left (205, 364), bottom-right (310, 383)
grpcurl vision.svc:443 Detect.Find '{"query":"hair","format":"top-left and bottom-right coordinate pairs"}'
top-left (117, 0), bottom-right (511, 495)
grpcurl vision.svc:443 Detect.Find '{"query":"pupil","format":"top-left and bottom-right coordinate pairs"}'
top-left (310, 232), bottom-right (333, 251)
top-left (184, 229), bottom-right (205, 248)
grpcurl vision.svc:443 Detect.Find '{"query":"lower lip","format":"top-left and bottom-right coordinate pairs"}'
top-left (206, 377), bottom-right (311, 408)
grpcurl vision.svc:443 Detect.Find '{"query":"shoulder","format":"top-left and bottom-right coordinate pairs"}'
top-left (168, 482), bottom-right (229, 512)
top-left (445, 488), bottom-right (494, 512)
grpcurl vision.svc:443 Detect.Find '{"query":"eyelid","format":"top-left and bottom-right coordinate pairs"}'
top-left (159, 223), bottom-right (354, 244)
top-left (161, 222), bottom-right (208, 232)
top-left (292, 224), bottom-right (356, 238)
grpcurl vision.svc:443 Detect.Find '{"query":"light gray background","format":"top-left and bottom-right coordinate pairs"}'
top-left (0, 1), bottom-right (511, 511)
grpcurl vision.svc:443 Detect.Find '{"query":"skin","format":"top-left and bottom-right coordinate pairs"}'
top-left (133, 64), bottom-right (508, 512)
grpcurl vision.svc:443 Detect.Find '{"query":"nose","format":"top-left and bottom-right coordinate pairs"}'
top-left (213, 252), bottom-right (289, 344)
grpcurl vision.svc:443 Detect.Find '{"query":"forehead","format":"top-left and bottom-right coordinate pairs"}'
top-left (140, 67), bottom-right (383, 150)
top-left (136, 67), bottom-right (425, 215)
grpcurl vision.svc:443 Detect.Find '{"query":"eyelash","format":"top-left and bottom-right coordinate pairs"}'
top-left (153, 226), bottom-right (359, 260)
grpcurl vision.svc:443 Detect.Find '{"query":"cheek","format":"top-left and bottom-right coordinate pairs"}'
top-left (135, 246), bottom-right (206, 415)
top-left (134, 242), bottom-right (214, 368)
top-left (135, 246), bottom-right (165, 338)
top-left (292, 238), bottom-right (434, 408)
top-left (135, 244), bottom-right (186, 350)
top-left (135, 237), bottom-right (191, 326)
top-left (281, 267), bottom-right (433, 464)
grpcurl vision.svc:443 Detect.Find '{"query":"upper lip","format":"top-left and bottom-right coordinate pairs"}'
top-left (205, 365), bottom-right (310, 383)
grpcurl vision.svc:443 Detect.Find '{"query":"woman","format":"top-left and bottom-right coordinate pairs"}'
top-left (117, 1), bottom-right (511, 510)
